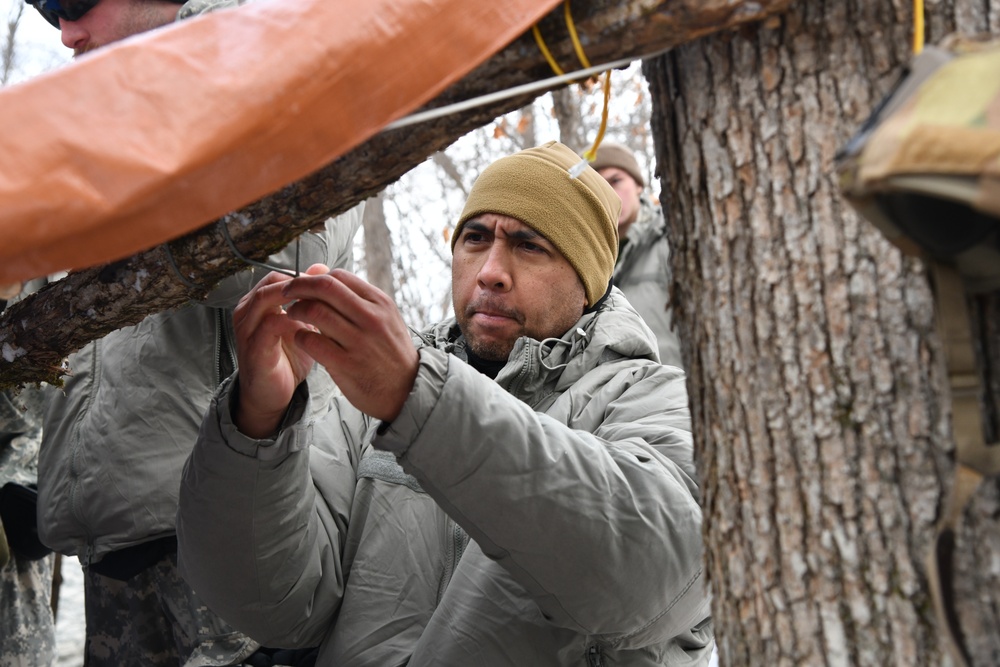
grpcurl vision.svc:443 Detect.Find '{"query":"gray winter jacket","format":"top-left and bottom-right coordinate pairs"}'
top-left (38, 209), bottom-right (362, 565)
top-left (177, 288), bottom-right (713, 666)
top-left (613, 195), bottom-right (684, 369)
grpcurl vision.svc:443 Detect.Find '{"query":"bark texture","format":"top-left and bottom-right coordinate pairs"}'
top-left (646, 0), bottom-right (1000, 664)
top-left (0, 0), bottom-right (792, 390)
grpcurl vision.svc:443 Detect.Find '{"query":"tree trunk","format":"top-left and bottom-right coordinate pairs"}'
top-left (0, 0), bottom-right (793, 390)
top-left (551, 87), bottom-right (588, 152)
top-left (361, 192), bottom-right (394, 298)
top-left (645, 1), bottom-right (1000, 665)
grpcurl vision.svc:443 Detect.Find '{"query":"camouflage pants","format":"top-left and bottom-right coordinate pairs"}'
top-left (83, 550), bottom-right (259, 667)
top-left (0, 553), bottom-right (55, 667)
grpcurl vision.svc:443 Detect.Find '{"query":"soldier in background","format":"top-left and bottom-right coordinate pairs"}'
top-left (592, 141), bottom-right (685, 369)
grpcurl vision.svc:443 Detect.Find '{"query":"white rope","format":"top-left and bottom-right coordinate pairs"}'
top-left (383, 51), bottom-right (668, 131)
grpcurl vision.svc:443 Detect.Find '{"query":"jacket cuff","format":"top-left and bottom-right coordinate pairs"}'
top-left (371, 347), bottom-right (449, 455)
top-left (217, 375), bottom-right (311, 461)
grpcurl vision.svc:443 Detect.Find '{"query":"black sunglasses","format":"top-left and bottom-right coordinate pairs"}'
top-left (27, 0), bottom-right (102, 28)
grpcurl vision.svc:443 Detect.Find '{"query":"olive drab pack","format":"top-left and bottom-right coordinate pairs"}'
top-left (837, 34), bottom-right (1000, 293)
top-left (836, 34), bottom-right (1000, 667)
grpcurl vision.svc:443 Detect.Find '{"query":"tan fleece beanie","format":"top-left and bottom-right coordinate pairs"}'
top-left (590, 141), bottom-right (645, 188)
top-left (453, 141), bottom-right (621, 307)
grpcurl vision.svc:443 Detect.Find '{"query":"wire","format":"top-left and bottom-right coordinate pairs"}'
top-left (218, 221), bottom-right (301, 278)
top-left (384, 53), bottom-right (655, 131)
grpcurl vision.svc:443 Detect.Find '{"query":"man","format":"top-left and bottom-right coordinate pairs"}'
top-left (177, 141), bottom-right (713, 665)
top-left (592, 141), bottom-right (685, 369)
top-left (22, 0), bottom-right (363, 663)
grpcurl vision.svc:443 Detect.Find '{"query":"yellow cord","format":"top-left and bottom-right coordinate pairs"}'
top-left (532, 1), bottom-right (613, 169)
top-left (532, 23), bottom-right (566, 76)
top-left (564, 1), bottom-right (591, 69)
top-left (533, 1), bottom-right (592, 77)
top-left (583, 70), bottom-right (612, 162)
top-left (913, 0), bottom-right (924, 54)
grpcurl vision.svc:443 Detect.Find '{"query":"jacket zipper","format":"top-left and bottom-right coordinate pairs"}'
top-left (73, 339), bottom-right (102, 563)
top-left (452, 523), bottom-right (467, 563)
top-left (436, 520), bottom-right (468, 605)
top-left (497, 342), bottom-right (534, 398)
top-left (587, 645), bottom-right (604, 667)
top-left (216, 309), bottom-right (237, 385)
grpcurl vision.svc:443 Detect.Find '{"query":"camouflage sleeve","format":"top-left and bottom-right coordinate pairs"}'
top-left (0, 389), bottom-right (44, 487)
top-left (177, 0), bottom-right (249, 20)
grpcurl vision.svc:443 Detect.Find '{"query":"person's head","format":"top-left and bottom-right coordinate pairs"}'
top-left (591, 141), bottom-right (645, 236)
top-left (27, 0), bottom-right (184, 55)
top-left (450, 141), bottom-right (620, 361)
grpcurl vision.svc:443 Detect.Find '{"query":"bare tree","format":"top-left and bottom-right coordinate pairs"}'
top-left (646, 0), bottom-right (1000, 664)
top-left (361, 192), bottom-right (394, 298)
top-left (430, 151), bottom-right (470, 200)
top-left (1, 2), bottom-right (23, 86)
top-left (550, 87), bottom-right (587, 152)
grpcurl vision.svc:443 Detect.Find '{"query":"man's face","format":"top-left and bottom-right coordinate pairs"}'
top-left (598, 167), bottom-right (643, 236)
top-left (452, 213), bottom-right (587, 362)
top-left (57, 0), bottom-right (179, 56)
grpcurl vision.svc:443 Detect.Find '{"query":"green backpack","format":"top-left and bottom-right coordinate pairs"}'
top-left (837, 35), bottom-right (1000, 667)
top-left (837, 34), bottom-right (1000, 292)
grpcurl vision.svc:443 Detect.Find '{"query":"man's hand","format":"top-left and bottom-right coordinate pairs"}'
top-left (232, 264), bottom-right (329, 438)
top-left (281, 269), bottom-right (419, 423)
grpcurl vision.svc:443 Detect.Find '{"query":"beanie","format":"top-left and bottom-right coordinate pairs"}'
top-left (453, 141), bottom-right (620, 307)
top-left (590, 141), bottom-right (645, 188)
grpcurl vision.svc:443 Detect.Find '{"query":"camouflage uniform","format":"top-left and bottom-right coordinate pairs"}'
top-left (82, 551), bottom-right (257, 667)
top-left (0, 388), bottom-right (55, 667)
top-left (177, 0), bottom-right (246, 19)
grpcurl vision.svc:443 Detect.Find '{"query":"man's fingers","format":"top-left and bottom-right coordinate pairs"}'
top-left (234, 272), bottom-right (298, 333)
top-left (283, 297), bottom-right (354, 344)
top-left (322, 269), bottom-right (391, 303)
top-left (282, 269), bottom-right (391, 311)
top-left (303, 263), bottom-right (331, 276)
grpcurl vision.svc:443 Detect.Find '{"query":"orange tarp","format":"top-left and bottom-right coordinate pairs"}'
top-left (0, 0), bottom-right (561, 283)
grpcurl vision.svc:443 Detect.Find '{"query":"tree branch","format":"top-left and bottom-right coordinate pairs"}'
top-left (0, 0), bottom-right (792, 390)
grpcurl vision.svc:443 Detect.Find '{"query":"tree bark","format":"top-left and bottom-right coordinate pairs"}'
top-left (646, 0), bottom-right (1000, 664)
top-left (0, 0), bottom-right (792, 390)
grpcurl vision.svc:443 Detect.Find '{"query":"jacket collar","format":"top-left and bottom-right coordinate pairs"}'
top-left (417, 291), bottom-right (659, 402)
